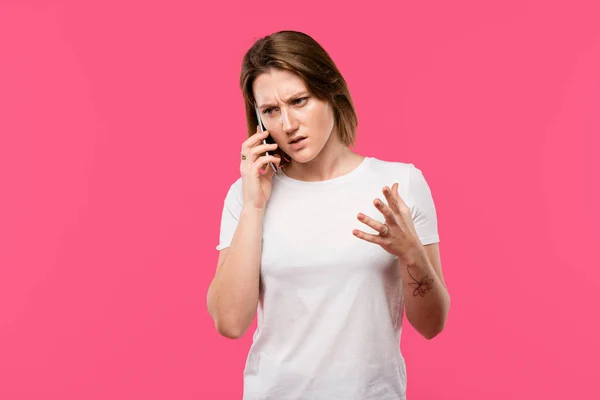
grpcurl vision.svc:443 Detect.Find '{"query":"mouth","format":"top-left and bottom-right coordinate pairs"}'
top-left (289, 136), bottom-right (307, 145)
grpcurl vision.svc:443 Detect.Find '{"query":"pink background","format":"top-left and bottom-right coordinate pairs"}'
top-left (1, 0), bottom-right (598, 399)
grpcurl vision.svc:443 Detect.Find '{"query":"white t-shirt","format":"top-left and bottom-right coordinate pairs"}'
top-left (216, 156), bottom-right (440, 400)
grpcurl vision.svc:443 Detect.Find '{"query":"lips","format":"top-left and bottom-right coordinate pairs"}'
top-left (289, 136), bottom-right (308, 151)
top-left (289, 136), bottom-right (306, 144)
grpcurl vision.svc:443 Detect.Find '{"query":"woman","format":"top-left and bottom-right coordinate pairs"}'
top-left (207, 30), bottom-right (450, 400)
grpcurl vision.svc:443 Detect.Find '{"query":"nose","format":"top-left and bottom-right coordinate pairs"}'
top-left (280, 107), bottom-right (298, 134)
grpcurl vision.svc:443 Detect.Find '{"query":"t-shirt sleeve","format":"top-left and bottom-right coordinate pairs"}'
top-left (215, 179), bottom-right (244, 251)
top-left (407, 164), bottom-right (440, 245)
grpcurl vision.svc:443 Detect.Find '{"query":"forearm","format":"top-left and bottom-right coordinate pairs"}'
top-left (207, 206), bottom-right (265, 338)
top-left (400, 248), bottom-right (450, 339)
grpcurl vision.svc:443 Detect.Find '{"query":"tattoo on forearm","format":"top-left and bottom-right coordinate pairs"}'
top-left (407, 265), bottom-right (434, 297)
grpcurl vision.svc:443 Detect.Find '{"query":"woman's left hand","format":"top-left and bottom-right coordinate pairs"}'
top-left (353, 183), bottom-right (424, 266)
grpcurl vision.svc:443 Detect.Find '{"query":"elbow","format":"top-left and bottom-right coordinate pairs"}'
top-left (206, 285), bottom-right (255, 339)
top-left (209, 304), bottom-right (252, 339)
top-left (207, 287), bottom-right (244, 339)
top-left (211, 314), bottom-right (249, 339)
top-left (422, 323), bottom-right (445, 340)
top-left (412, 317), bottom-right (446, 340)
top-left (420, 300), bottom-right (450, 340)
top-left (209, 304), bottom-right (250, 339)
top-left (210, 304), bottom-right (252, 339)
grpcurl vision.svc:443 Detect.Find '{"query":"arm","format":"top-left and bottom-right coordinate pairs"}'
top-left (400, 242), bottom-right (450, 339)
top-left (206, 206), bottom-right (265, 339)
top-left (353, 173), bottom-right (450, 340)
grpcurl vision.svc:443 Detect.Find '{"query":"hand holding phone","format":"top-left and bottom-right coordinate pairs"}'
top-left (255, 104), bottom-right (278, 174)
top-left (238, 105), bottom-right (280, 210)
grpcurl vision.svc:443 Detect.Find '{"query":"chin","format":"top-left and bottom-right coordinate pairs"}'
top-left (284, 138), bottom-right (328, 164)
top-left (286, 149), bottom-right (318, 164)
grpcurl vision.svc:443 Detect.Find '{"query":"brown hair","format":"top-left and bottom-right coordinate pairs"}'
top-left (239, 30), bottom-right (358, 166)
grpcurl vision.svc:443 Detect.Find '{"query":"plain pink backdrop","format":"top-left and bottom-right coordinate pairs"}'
top-left (1, 0), bottom-right (598, 399)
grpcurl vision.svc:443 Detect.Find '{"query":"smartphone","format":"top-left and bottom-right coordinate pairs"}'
top-left (254, 104), bottom-right (278, 173)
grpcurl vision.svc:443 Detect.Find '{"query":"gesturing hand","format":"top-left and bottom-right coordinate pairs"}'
top-left (352, 183), bottom-right (424, 266)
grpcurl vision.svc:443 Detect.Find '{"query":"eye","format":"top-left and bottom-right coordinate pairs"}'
top-left (292, 97), bottom-right (308, 105)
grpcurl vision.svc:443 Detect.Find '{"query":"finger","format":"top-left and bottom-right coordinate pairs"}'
top-left (352, 228), bottom-right (385, 245)
top-left (382, 186), bottom-right (401, 215)
top-left (374, 198), bottom-right (397, 225)
top-left (262, 156), bottom-right (281, 178)
top-left (357, 212), bottom-right (388, 235)
top-left (258, 153), bottom-right (280, 172)
top-left (251, 142), bottom-right (279, 161)
top-left (241, 129), bottom-right (270, 154)
top-left (392, 183), bottom-right (410, 213)
top-left (254, 155), bottom-right (281, 177)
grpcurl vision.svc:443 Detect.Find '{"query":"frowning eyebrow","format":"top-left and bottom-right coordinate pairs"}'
top-left (258, 91), bottom-right (309, 110)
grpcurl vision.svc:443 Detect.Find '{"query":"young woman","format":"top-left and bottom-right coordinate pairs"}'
top-left (207, 30), bottom-right (450, 400)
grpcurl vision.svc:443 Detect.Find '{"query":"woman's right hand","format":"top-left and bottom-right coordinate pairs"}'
top-left (240, 125), bottom-right (282, 210)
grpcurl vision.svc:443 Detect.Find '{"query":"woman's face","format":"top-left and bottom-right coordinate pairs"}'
top-left (252, 69), bottom-right (336, 164)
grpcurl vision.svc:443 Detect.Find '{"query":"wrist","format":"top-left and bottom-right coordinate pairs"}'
top-left (406, 244), bottom-right (428, 269)
top-left (241, 205), bottom-right (266, 217)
